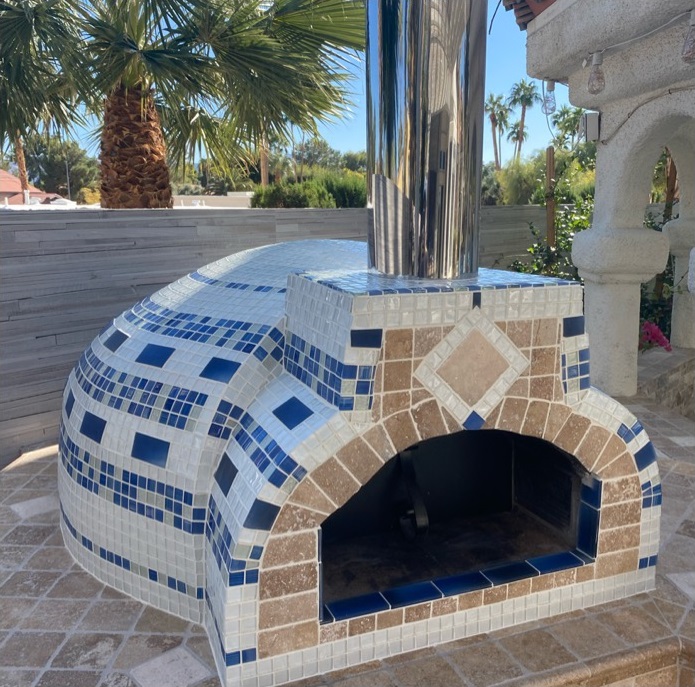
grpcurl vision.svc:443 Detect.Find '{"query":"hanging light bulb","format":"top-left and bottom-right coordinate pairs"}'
top-left (587, 52), bottom-right (606, 95)
top-left (542, 80), bottom-right (557, 115)
top-left (683, 9), bottom-right (695, 63)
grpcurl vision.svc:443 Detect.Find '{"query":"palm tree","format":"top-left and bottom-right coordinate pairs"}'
top-left (507, 79), bottom-right (541, 160)
top-left (485, 94), bottom-right (504, 171)
top-left (506, 121), bottom-right (527, 156)
top-left (495, 101), bottom-right (510, 168)
top-left (82, 0), bottom-right (364, 208)
top-left (551, 105), bottom-right (584, 150)
top-left (0, 0), bottom-right (83, 201)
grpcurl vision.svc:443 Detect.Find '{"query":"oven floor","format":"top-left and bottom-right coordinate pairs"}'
top-left (322, 508), bottom-right (571, 603)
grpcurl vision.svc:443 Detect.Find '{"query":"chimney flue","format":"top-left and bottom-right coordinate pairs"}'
top-left (367, 0), bottom-right (488, 279)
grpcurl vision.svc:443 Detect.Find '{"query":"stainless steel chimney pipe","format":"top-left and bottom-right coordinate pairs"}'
top-left (366, 0), bottom-right (488, 279)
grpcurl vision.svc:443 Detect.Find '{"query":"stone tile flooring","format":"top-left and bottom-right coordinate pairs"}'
top-left (0, 399), bottom-right (693, 687)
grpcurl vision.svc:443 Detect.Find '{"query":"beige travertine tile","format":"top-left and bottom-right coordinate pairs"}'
top-left (411, 400), bottom-right (447, 441)
top-left (383, 412), bottom-right (419, 453)
top-left (376, 609), bottom-right (403, 630)
top-left (500, 628), bottom-right (576, 672)
top-left (112, 635), bottom-right (183, 670)
top-left (336, 439), bottom-right (383, 487)
top-left (576, 426), bottom-right (612, 471)
top-left (35, 671), bottom-right (101, 687)
top-left (550, 616), bottom-right (627, 659)
top-left (431, 597), bottom-right (457, 617)
top-left (51, 633), bottom-right (123, 669)
top-left (458, 590), bottom-right (483, 610)
top-left (260, 562), bottom-right (317, 600)
top-left (448, 640), bottom-right (524, 687)
top-left (507, 378), bottom-right (531, 398)
top-left (544, 404), bottom-right (572, 441)
top-left (258, 620), bottom-right (318, 658)
top-left (505, 321), bottom-right (533, 348)
top-left (0, 571), bottom-right (61, 597)
top-left (0, 598), bottom-right (39, 629)
top-left (363, 424), bottom-right (395, 460)
top-left (263, 531), bottom-right (317, 569)
top-left (521, 400), bottom-right (549, 438)
top-left (602, 477), bottom-right (642, 505)
top-left (77, 599), bottom-right (143, 632)
top-left (438, 330), bottom-right (509, 406)
top-left (348, 616), bottom-right (375, 635)
top-left (597, 605), bottom-right (672, 645)
top-left (600, 453), bottom-right (637, 479)
top-left (554, 414), bottom-right (592, 454)
top-left (483, 586), bottom-right (507, 605)
top-left (47, 571), bottom-right (104, 599)
top-left (310, 458), bottom-right (360, 508)
top-left (290, 478), bottom-right (335, 515)
top-left (320, 622), bottom-right (347, 643)
top-left (598, 525), bottom-right (641, 555)
top-left (0, 632), bottom-right (65, 668)
top-left (0, 669), bottom-right (38, 687)
top-left (273, 504), bottom-right (323, 534)
top-left (593, 435), bottom-right (630, 473)
top-left (381, 392), bottom-right (411, 418)
top-left (404, 603), bottom-right (431, 623)
top-left (595, 549), bottom-right (640, 578)
top-left (497, 398), bottom-right (529, 434)
top-left (259, 591), bottom-right (317, 629)
top-left (413, 327), bottom-right (443, 358)
top-left (530, 347), bottom-right (558, 377)
top-left (530, 375), bottom-right (557, 401)
top-left (533, 319), bottom-right (560, 347)
top-left (384, 329), bottom-right (413, 360)
top-left (390, 655), bottom-right (463, 687)
top-left (19, 599), bottom-right (89, 631)
top-left (383, 361), bottom-right (412, 393)
top-left (134, 606), bottom-right (188, 634)
top-left (601, 500), bottom-right (642, 529)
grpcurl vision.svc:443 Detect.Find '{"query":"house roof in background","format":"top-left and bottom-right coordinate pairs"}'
top-left (503, 0), bottom-right (557, 30)
top-left (0, 169), bottom-right (41, 194)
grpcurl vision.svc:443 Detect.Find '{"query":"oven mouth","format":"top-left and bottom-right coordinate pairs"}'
top-left (319, 429), bottom-right (601, 623)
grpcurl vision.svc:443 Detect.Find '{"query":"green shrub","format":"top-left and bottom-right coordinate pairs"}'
top-left (320, 172), bottom-right (367, 208)
top-left (251, 181), bottom-right (336, 209)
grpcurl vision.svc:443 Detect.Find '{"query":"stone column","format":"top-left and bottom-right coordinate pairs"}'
top-left (572, 228), bottom-right (670, 397)
top-left (664, 217), bottom-right (695, 349)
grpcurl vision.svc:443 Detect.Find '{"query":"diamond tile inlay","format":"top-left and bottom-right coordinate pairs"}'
top-left (414, 308), bottom-right (529, 423)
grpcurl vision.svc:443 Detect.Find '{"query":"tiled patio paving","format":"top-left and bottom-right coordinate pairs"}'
top-left (1, 398), bottom-right (693, 687)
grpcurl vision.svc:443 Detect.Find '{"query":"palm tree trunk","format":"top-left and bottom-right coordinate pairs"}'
top-left (259, 133), bottom-right (270, 187)
top-left (490, 118), bottom-right (500, 171)
top-left (517, 107), bottom-right (526, 160)
top-left (100, 84), bottom-right (172, 209)
top-left (14, 133), bottom-right (29, 203)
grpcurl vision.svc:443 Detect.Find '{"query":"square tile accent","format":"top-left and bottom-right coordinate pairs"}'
top-left (200, 358), bottom-right (240, 383)
top-left (80, 412), bottom-right (106, 444)
top-left (65, 391), bottom-right (75, 419)
top-left (415, 308), bottom-right (529, 423)
top-left (243, 499), bottom-right (280, 531)
top-left (563, 316), bottom-right (585, 337)
top-left (214, 453), bottom-right (238, 496)
top-left (103, 329), bottom-right (129, 353)
top-left (135, 344), bottom-right (175, 368)
top-left (131, 433), bottom-right (170, 467)
top-left (273, 397), bottom-right (314, 430)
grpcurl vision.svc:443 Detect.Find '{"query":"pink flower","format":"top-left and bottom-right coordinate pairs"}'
top-left (639, 321), bottom-right (672, 352)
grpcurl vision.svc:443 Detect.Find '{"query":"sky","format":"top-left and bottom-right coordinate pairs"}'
top-left (317, 0), bottom-right (571, 164)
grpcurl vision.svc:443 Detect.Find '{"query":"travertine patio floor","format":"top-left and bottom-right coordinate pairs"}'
top-left (1, 398), bottom-right (694, 687)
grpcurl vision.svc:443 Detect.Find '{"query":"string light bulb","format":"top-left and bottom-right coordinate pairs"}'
top-left (542, 80), bottom-right (557, 115)
top-left (587, 52), bottom-right (606, 95)
top-left (683, 9), bottom-right (695, 63)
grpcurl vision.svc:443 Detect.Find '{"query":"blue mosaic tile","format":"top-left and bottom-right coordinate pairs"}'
top-left (482, 561), bottom-right (539, 585)
top-left (631, 420), bottom-right (645, 436)
top-left (528, 551), bottom-right (584, 574)
top-left (577, 502), bottom-right (600, 558)
top-left (472, 292), bottom-right (482, 308)
top-left (65, 391), bottom-right (75, 419)
top-left (432, 571), bottom-right (491, 596)
top-left (617, 423), bottom-right (635, 443)
top-left (563, 316), bottom-right (585, 338)
top-left (200, 358), bottom-right (240, 383)
top-left (273, 397), bottom-right (314, 430)
top-left (136, 343), bottom-right (175, 367)
top-left (214, 453), bottom-right (238, 496)
top-left (80, 411), bottom-right (106, 444)
top-left (635, 442), bottom-right (657, 471)
top-left (74, 348), bottom-right (207, 433)
top-left (103, 329), bottom-right (128, 352)
top-left (350, 329), bottom-right (383, 349)
top-left (638, 554), bottom-right (658, 569)
top-left (382, 581), bottom-right (442, 608)
top-left (284, 332), bottom-right (376, 412)
top-left (243, 499), bottom-right (280, 531)
top-left (325, 592), bottom-right (390, 621)
top-left (580, 476), bottom-right (602, 509)
top-left (463, 411), bottom-right (485, 431)
top-left (131, 432), bottom-right (169, 467)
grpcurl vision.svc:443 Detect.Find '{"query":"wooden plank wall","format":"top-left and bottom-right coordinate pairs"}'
top-left (0, 205), bottom-right (545, 466)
